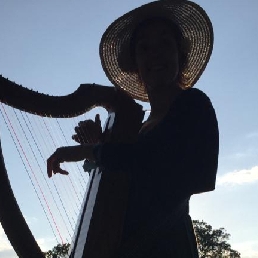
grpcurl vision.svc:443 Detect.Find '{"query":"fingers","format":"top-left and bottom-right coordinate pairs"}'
top-left (73, 121), bottom-right (91, 144)
top-left (76, 115), bottom-right (101, 129)
top-left (72, 114), bottom-right (102, 144)
top-left (47, 145), bottom-right (88, 178)
top-left (73, 125), bottom-right (89, 144)
top-left (95, 114), bottom-right (101, 127)
top-left (72, 134), bottom-right (81, 144)
top-left (47, 149), bottom-right (69, 178)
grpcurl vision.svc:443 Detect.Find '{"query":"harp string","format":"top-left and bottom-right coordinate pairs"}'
top-left (40, 118), bottom-right (82, 212)
top-left (23, 111), bottom-right (88, 239)
top-left (0, 105), bottom-right (60, 244)
top-left (20, 111), bottom-right (74, 239)
top-left (37, 113), bottom-right (89, 225)
top-left (30, 113), bottom-right (86, 244)
top-left (14, 108), bottom-right (77, 244)
top-left (0, 103), bottom-right (64, 244)
top-left (31, 113), bottom-right (86, 210)
top-left (0, 103), bottom-right (92, 248)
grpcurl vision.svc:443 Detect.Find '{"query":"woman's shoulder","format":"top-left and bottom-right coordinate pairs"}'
top-left (168, 88), bottom-right (217, 123)
top-left (175, 88), bottom-right (215, 111)
top-left (181, 88), bottom-right (211, 103)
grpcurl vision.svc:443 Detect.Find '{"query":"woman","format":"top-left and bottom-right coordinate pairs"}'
top-left (47, 0), bottom-right (219, 257)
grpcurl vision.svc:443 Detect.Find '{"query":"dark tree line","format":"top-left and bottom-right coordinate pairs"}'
top-left (44, 243), bottom-right (70, 258)
top-left (193, 220), bottom-right (241, 258)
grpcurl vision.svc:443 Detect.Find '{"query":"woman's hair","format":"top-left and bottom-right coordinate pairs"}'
top-left (129, 17), bottom-right (189, 86)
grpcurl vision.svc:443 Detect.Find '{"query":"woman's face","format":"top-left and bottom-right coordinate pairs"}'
top-left (134, 20), bottom-right (180, 93)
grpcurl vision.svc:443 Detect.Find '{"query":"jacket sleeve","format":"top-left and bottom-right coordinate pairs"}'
top-left (93, 89), bottom-right (219, 195)
top-left (159, 89), bottom-right (219, 195)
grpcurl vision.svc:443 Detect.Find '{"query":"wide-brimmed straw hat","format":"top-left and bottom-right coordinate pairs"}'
top-left (99, 0), bottom-right (213, 102)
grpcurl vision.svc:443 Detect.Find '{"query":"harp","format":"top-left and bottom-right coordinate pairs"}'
top-left (0, 75), bottom-right (144, 258)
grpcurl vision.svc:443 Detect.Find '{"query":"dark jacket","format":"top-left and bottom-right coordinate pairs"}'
top-left (94, 88), bottom-right (219, 255)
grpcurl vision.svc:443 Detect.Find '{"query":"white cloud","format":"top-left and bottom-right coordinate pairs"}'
top-left (217, 166), bottom-right (258, 185)
top-left (0, 224), bottom-right (55, 255)
top-left (233, 240), bottom-right (258, 258)
top-left (0, 226), bottom-right (17, 258)
top-left (0, 249), bottom-right (18, 258)
top-left (0, 226), bottom-right (12, 252)
top-left (36, 237), bottom-right (57, 252)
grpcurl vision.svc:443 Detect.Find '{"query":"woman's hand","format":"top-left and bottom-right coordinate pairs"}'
top-left (72, 114), bottom-right (102, 144)
top-left (47, 145), bottom-right (95, 178)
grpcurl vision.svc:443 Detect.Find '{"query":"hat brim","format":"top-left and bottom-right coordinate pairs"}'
top-left (100, 0), bottom-right (213, 102)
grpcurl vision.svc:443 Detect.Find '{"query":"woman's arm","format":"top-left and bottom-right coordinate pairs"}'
top-left (47, 88), bottom-right (219, 196)
top-left (47, 144), bottom-right (96, 177)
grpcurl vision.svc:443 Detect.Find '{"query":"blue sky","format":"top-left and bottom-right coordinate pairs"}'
top-left (1, 1), bottom-right (258, 257)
